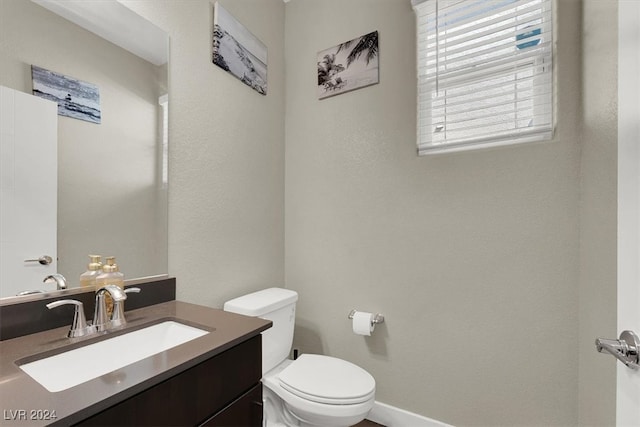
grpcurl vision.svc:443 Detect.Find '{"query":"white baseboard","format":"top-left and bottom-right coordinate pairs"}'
top-left (367, 401), bottom-right (453, 427)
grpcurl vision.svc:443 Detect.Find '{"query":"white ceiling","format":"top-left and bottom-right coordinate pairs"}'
top-left (31, 0), bottom-right (168, 66)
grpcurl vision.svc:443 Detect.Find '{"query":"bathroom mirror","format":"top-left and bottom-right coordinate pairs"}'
top-left (0, 0), bottom-right (169, 299)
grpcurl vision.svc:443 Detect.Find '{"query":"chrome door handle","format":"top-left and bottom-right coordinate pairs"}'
top-left (595, 330), bottom-right (640, 369)
top-left (24, 255), bottom-right (53, 265)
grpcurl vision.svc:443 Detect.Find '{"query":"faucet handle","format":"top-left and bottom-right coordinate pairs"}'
top-left (46, 299), bottom-right (95, 338)
top-left (111, 287), bottom-right (141, 328)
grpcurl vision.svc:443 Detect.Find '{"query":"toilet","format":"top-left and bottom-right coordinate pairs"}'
top-left (224, 288), bottom-right (376, 427)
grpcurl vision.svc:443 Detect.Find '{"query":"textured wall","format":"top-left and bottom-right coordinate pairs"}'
top-left (24, 0), bottom-right (617, 424)
top-left (119, 1), bottom-right (619, 425)
top-left (578, 0), bottom-right (618, 425)
top-left (284, 0), bottom-right (582, 425)
top-left (123, 0), bottom-right (286, 308)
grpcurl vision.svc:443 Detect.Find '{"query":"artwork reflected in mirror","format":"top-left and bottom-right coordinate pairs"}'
top-left (31, 65), bottom-right (102, 124)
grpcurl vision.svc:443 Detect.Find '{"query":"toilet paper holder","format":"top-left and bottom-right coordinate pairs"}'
top-left (348, 310), bottom-right (384, 325)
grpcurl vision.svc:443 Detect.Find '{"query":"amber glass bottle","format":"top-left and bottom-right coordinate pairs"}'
top-left (95, 256), bottom-right (124, 316)
top-left (79, 255), bottom-right (102, 289)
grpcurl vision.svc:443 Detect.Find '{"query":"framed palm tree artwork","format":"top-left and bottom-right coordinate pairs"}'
top-left (317, 31), bottom-right (379, 100)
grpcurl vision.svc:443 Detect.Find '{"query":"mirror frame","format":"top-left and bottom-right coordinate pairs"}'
top-left (0, 275), bottom-right (169, 307)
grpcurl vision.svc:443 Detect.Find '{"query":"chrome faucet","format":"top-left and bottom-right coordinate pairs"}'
top-left (17, 274), bottom-right (68, 296)
top-left (93, 285), bottom-right (127, 332)
top-left (46, 285), bottom-right (141, 338)
top-left (43, 274), bottom-right (68, 290)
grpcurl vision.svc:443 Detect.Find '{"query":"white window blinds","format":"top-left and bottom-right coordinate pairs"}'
top-left (412, 0), bottom-right (554, 155)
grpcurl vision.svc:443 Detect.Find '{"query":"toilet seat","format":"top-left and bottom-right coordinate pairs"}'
top-left (278, 354), bottom-right (376, 405)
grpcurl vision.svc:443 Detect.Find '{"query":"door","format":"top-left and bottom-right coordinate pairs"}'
top-left (0, 86), bottom-right (57, 297)
top-left (617, 1), bottom-right (640, 424)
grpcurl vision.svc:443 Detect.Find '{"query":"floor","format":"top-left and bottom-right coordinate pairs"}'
top-left (353, 420), bottom-right (385, 427)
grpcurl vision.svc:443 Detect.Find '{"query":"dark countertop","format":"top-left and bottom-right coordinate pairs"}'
top-left (0, 301), bottom-right (271, 426)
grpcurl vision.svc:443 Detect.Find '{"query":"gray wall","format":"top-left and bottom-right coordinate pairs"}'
top-left (65, 0), bottom-right (617, 425)
top-left (124, 0), bottom-right (286, 307)
top-left (578, 0), bottom-right (618, 425)
top-left (285, 0), bottom-right (587, 425)
top-left (0, 0), bottom-right (167, 285)
top-left (126, 0), bottom-right (620, 424)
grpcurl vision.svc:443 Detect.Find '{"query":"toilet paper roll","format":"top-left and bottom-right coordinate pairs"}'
top-left (352, 311), bottom-right (374, 336)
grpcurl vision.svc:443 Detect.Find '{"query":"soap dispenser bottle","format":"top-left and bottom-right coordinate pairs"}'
top-left (79, 255), bottom-right (102, 289)
top-left (95, 256), bottom-right (124, 316)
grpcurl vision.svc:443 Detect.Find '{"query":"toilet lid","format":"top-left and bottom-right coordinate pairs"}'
top-left (278, 354), bottom-right (375, 405)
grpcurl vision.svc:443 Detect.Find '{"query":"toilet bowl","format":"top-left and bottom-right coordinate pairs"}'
top-left (263, 356), bottom-right (375, 427)
top-left (223, 288), bottom-right (376, 427)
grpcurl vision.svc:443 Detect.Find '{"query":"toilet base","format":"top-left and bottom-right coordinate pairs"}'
top-left (263, 382), bottom-right (372, 427)
top-left (262, 358), bottom-right (374, 427)
top-left (264, 385), bottom-right (302, 426)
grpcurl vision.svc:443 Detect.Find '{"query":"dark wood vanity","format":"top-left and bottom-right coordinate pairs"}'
top-left (0, 295), bottom-right (271, 427)
top-left (76, 335), bottom-right (263, 426)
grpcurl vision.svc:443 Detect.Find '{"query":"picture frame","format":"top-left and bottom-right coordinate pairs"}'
top-left (31, 65), bottom-right (101, 124)
top-left (317, 31), bottom-right (379, 99)
top-left (212, 2), bottom-right (268, 95)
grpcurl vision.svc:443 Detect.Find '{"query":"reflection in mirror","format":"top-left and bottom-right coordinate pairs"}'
top-left (0, 0), bottom-right (169, 299)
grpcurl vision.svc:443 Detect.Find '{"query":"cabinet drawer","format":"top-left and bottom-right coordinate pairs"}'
top-left (76, 335), bottom-right (262, 426)
top-left (201, 383), bottom-right (262, 426)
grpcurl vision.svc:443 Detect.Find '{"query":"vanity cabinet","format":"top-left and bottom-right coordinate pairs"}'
top-left (75, 335), bottom-right (262, 426)
top-left (201, 383), bottom-right (262, 426)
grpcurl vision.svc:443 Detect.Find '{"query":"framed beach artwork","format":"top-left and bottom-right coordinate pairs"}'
top-left (317, 31), bottom-right (379, 100)
top-left (212, 2), bottom-right (268, 95)
top-left (31, 65), bottom-right (101, 124)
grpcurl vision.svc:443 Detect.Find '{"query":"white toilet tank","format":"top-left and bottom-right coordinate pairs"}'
top-left (223, 288), bottom-right (298, 374)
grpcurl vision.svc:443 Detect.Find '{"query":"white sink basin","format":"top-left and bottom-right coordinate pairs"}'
top-left (19, 321), bottom-right (209, 392)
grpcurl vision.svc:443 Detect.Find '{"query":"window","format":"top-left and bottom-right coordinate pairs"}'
top-left (412, 0), bottom-right (553, 155)
top-left (159, 94), bottom-right (169, 188)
